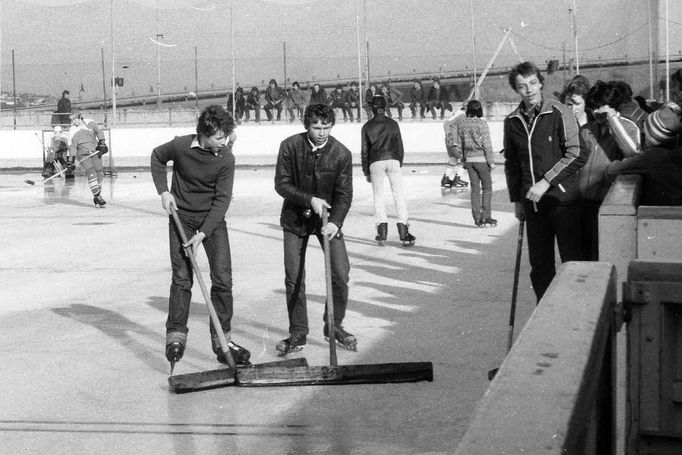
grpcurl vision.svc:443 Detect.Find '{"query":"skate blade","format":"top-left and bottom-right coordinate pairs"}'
top-left (402, 241), bottom-right (416, 247)
top-left (276, 345), bottom-right (304, 357)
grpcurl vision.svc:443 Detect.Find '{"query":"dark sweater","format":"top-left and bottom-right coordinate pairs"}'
top-left (151, 134), bottom-right (235, 237)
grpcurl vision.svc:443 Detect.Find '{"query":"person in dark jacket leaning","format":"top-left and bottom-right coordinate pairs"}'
top-left (361, 96), bottom-right (415, 245)
top-left (274, 103), bottom-right (356, 355)
top-left (504, 61), bottom-right (586, 302)
top-left (151, 105), bottom-right (251, 370)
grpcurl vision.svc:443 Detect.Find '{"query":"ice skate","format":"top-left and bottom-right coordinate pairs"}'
top-left (93, 193), bottom-right (106, 208)
top-left (375, 222), bottom-right (387, 245)
top-left (216, 340), bottom-right (252, 366)
top-left (397, 222), bottom-right (416, 247)
top-left (323, 325), bottom-right (357, 352)
top-left (482, 217), bottom-right (498, 227)
top-left (440, 174), bottom-right (452, 188)
top-left (474, 218), bottom-right (484, 228)
top-left (451, 176), bottom-right (468, 187)
top-left (275, 333), bottom-right (306, 356)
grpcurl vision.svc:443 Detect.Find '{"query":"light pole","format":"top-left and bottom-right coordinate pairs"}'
top-left (155, 5), bottom-right (161, 107)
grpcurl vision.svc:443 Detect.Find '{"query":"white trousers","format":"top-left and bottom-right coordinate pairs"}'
top-left (370, 159), bottom-right (409, 225)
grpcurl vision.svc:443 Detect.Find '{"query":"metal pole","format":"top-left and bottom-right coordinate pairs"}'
top-left (230, 0), bottom-right (236, 120)
top-left (363, 0), bottom-right (369, 88)
top-left (469, 0), bottom-right (477, 99)
top-left (101, 47), bottom-right (108, 125)
top-left (156, 5), bottom-right (162, 107)
top-left (283, 42), bottom-right (287, 90)
top-left (194, 46), bottom-right (199, 113)
top-left (648, 0), bottom-right (655, 100)
top-left (664, 0), bottom-right (670, 101)
top-left (572, 0), bottom-right (579, 74)
top-left (354, 0), bottom-right (363, 121)
top-left (11, 49), bottom-right (16, 129)
top-left (111, 0), bottom-right (117, 127)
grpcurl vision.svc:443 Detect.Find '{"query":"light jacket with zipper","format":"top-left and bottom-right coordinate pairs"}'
top-left (503, 97), bottom-right (585, 207)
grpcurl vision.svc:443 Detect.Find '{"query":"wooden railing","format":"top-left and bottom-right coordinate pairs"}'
top-left (454, 262), bottom-right (618, 454)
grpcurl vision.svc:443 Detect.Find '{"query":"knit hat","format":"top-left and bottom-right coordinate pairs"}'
top-left (644, 106), bottom-right (681, 145)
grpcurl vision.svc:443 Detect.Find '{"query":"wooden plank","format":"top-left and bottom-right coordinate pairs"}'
top-left (638, 282), bottom-right (662, 433)
top-left (168, 358), bottom-right (309, 393)
top-left (236, 362), bottom-right (433, 387)
top-left (628, 261), bottom-right (682, 283)
top-left (638, 206), bottom-right (682, 220)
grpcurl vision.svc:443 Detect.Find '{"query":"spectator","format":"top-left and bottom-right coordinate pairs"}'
top-left (56, 90), bottom-right (71, 127)
top-left (274, 103), bottom-right (356, 356)
top-left (452, 100), bottom-right (496, 227)
top-left (606, 103), bottom-right (682, 205)
top-left (244, 86), bottom-right (262, 123)
top-left (361, 96), bottom-right (415, 245)
top-left (409, 80), bottom-right (427, 120)
top-left (364, 83), bottom-right (380, 120)
top-left (503, 61), bottom-right (586, 302)
top-left (263, 78), bottom-right (286, 121)
top-left (344, 81), bottom-right (361, 123)
top-left (287, 81), bottom-right (307, 123)
top-left (227, 87), bottom-right (245, 123)
top-left (427, 79), bottom-right (453, 120)
top-left (329, 84), bottom-right (348, 121)
top-left (382, 81), bottom-right (405, 121)
top-left (309, 83), bottom-right (327, 106)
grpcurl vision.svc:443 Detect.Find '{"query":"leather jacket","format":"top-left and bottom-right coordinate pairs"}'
top-left (360, 113), bottom-right (404, 176)
top-left (275, 132), bottom-right (353, 235)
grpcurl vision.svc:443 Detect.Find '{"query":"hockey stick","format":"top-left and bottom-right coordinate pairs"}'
top-left (169, 206), bottom-right (238, 373)
top-left (24, 151), bottom-right (99, 186)
top-left (488, 220), bottom-right (525, 381)
top-left (322, 207), bottom-right (338, 367)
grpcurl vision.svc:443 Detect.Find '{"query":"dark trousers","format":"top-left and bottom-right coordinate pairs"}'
top-left (264, 102), bottom-right (283, 120)
top-left (283, 229), bottom-right (350, 336)
top-left (580, 200), bottom-right (601, 261)
top-left (409, 102), bottom-right (426, 119)
top-left (464, 162), bottom-right (492, 221)
top-left (428, 101), bottom-right (453, 119)
top-left (386, 102), bottom-right (405, 120)
top-left (524, 201), bottom-right (583, 302)
top-left (244, 105), bottom-right (261, 122)
top-left (167, 214), bottom-right (233, 336)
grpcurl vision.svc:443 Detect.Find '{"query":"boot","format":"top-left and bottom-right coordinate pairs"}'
top-left (396, 222), bottom-right (416, 246)
top-left (93, 192), bottom-right (106, 208)
top-left (440, 173), bottom-right (452, 188)
top-left (375, 222), bottom-right (388, 244)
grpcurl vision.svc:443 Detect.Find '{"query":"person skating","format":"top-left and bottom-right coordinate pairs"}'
top-left (361, 96), bottom-right (415, 245)
top-left (274, 103), bottom-right (357, 355)
top-left (151, 105), bottom-right (250, 368)
top-left (67, 110), bottom-right (109, 207)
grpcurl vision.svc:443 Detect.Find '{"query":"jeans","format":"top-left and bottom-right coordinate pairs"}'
top-left (464, 162), bottom-right (492, 221)
top-left (167, 214), bottom-right (233, 337)
top-left (370, 159), bottom-right (409, 224)
top-left (283, 229), bottom-right (350, 336)
top-left (523, 201), bottom-right (583, 302)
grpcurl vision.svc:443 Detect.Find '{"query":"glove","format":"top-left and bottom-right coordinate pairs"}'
top-left (96, 139), bottom-right (109, 157)
top-left (67, 156), bottom-right (76, 172)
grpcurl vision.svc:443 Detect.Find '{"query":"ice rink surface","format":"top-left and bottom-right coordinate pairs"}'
top-left (0, 164), bottom-right (537, 454)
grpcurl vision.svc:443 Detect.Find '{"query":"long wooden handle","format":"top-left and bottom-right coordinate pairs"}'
top-left (170, 206), bottom-right (237, 371)
top-left (322, 207), bottom-right (338, 366)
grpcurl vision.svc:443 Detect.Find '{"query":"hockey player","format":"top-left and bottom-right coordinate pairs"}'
top-left (51, 126), bottom-right (70, 178)
top-left (151, 105), bottom-right (251, 368)
top-left (442, 103), bottom-right (469, 189)
top-left (68, 110), bottom-right (109, 207)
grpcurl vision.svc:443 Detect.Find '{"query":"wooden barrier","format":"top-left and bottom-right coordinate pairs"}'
top-left (454, 262), bottom-right (618, 455)
top-left (624, 261), bottom-right (682, 455)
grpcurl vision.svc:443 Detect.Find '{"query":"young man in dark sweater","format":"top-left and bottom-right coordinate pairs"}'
top-left (151, 105), bottom-right (250, 369)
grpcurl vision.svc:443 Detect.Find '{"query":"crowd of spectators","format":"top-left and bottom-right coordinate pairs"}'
top-left (225, 77), bottom-right (457, 124)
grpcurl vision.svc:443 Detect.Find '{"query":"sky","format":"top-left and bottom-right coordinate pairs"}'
top-left (0, 0), bottom-right (680, 101)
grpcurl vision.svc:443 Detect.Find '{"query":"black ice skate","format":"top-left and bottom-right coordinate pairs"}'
top-left (451, 176), bottom-right (469, 187)
top-left (93, 193), bottom-right (106, 208)
top-left (275, 333), bottom-right (307, 356)
top-left (482, 217), bottom-right (498, 227)
top-left (215, 340), bottom-right (252, 366)
top-left (397, 222), bottom-right (416, 247)
top-left (474, 218), bottom-right (484, 228)
top-left (440, 174), bottom-right (452, 188)
top-left (375, 222), bottom-right (388, 245)
top-left (323, 325), bottom-right (358, 352)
